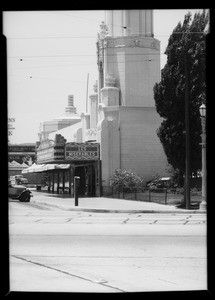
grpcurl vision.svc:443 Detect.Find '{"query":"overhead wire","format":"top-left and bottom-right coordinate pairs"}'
top-left (7, 10), bottom-right (171, 74)
top-left (8, 73), bottom-right (88, 83)
top-left (6, 35), bottom-right (99, 40)
top-left (8, 52), bottom-right (166, 59)
top-left (5, 31), bottom-right (206, 41)
top-left (8, 57), bottom-right (162, 73)
top-left (37, 10), bottom-right (105, 24)
top-left (8, 52), bottom-right (165, 74)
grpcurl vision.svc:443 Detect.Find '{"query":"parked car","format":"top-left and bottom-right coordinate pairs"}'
top-left (13, 175), bottom-right (28, 185)
top-left (146, 177), bottom-right (171, 189)
top-left (8, 179), bottom-right (32, 202)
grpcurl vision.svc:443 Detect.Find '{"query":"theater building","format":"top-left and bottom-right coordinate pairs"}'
top-left (36, 9), bottom-right (168, 196)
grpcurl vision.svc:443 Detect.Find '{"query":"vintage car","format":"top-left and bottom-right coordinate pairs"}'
top-left (8, 179), bottom-right (32, 202)
top-left (11, 175), bottom-right (28, 185)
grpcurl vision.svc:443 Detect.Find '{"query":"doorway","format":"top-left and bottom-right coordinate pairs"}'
top-left (86, 164), bottom-right (96, 196)
top-left (74, 166), bottom-right (87, 196)
top-left (74, 163), bottom-right (96, 196)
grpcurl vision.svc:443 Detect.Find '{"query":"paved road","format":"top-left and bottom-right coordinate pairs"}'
top-left (9, 200), bottom-right (206, 225)
top-left (9, 201), bottom-right (207, 293)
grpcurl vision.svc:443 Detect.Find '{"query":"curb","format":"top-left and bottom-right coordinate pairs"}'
top-left (32, 199), bottom-right (206, 214)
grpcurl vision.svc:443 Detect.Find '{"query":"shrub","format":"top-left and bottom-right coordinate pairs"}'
top-left (175, 187), bottom-right (184, 194)
top-left (191, 187), bottom-right (198, 195)
top-left (109, 169), bottom-right (144, 189)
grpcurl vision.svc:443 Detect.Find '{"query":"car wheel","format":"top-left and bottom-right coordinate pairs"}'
top-left (19, 192), bottom-right (31, 202)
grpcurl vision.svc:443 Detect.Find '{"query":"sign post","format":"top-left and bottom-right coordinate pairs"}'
top-left (74, 176), bottom-right (80, 206)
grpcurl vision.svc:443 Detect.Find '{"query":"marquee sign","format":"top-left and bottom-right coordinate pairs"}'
top-left (36, 137), bottom-right (100, 163)
top-left (65, 142), bottom-right (100, 161)
top-left (36, 145), bottom-right (65, 163)
top-left (36, 136), bottom-right (65, 164)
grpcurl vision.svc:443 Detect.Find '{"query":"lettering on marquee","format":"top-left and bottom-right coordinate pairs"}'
top-left (65, 143), bottom-right (100, 161)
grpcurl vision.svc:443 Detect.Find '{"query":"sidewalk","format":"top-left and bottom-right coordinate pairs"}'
top-left (30, 190), bottom-right (206, 214)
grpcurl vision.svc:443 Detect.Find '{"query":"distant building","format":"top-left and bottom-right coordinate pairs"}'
top-left (38, 95), bottom-right (81, 141)
top-left (8, 143), bottom-right (36, 177)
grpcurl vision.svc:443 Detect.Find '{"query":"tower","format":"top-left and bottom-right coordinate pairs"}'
top-left (96, 10), bottom-right (168, 194)
top-left (65, 95), bottom-right (77, 115)
top-left (103, 10), bottom-right (160, 107)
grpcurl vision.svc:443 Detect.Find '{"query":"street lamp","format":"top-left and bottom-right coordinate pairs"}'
top-left (199, 103), bottom-right (206, 210)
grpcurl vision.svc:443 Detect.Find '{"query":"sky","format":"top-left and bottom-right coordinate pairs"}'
top-left (3, 9), bottom-right (204, 144)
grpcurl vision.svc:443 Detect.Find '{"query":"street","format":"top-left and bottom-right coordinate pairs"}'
top-left (9, 200), bottom-right (207, 293)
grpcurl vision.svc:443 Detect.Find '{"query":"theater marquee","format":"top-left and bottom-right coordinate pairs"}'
top-left (65, 142), bottom-right (100, 161)
top-left (36, 136), bottom-right (65, 164)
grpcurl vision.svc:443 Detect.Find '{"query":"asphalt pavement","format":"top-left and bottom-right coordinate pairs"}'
top-left (9, 198), bottom-right (207, 292)
top-left (9, 190), bottom-right (207, 292)
top-left (30, 189), bottom-right (206, 214)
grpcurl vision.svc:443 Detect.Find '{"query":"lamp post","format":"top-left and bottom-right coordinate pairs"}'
top-left (199, 103), bottom-right (207, 210)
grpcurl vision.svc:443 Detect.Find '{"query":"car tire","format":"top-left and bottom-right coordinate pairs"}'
top-left (19, 192), bottom-right (31, 202)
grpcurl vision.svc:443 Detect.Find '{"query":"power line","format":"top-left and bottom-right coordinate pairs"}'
top-left (9, 54), bottom-right (96, 58)
top-left (10, 58), bottom-right (161, 67)
top-left (9, 63), bottom-right (97, 70)
top-left (5, 31), bottom-right (206, 41)
top-left (8, 73), bottom-right (88, 83)
top-left (39, 10), bottom-right (105, 24)
top-left (8, 58), bottom-right (162, 74)
top-left (8, 52), bottom-right (166, 59)
top-left (8, 59), bottom-right (163, 80)
top-left (6, 36), bottom-right (98, 40)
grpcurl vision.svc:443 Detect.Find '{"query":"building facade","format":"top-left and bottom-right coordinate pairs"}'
top-left (95, 10), bottom-right (168, 193)
top-left (36, 10), bottom-right (168, 196)
top-left (8, 143), bottom-right (35, 177)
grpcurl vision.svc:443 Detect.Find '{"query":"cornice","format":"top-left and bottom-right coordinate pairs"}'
top-left (104, 36), bottom-right (160, 51)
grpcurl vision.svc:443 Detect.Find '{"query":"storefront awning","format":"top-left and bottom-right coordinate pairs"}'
top-left (22, 163), bottom-right (70, 174)
top-left (41, 164), bottom-right (70, 171)
top-left (9, 160), bottom-right (29, 171)
top-left (22, 163), bottom-right (46, 174)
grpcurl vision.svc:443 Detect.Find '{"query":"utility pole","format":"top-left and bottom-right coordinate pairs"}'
top-left (199, 104), bottom-right (207, 210)
top-left (184, 52), bottom-right (191, 209)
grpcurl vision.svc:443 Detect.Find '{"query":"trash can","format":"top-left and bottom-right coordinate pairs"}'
top-left (36, 185), bottom-right (41, 191)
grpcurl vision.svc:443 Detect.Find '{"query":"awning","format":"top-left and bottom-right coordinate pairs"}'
top-left (160, 177), bottom-right (171, 181)
top-left (22, 163), bottom-right (70, 174)
top-left (41, 164), bottom-right (70, 171)
top-left (22, 163), bottom-right (46, 174)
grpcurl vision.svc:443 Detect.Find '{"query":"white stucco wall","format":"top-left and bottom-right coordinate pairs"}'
top-left (104, 36), bottom-right (160, 108)
top-left (119, 107), bottom-right (168, 183)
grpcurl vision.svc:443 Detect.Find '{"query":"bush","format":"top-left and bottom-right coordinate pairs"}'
top-left (109, 169), bottom-right (144, 189)
top-left (175, 187), bottom-right (184, 194)
top-left (191, 187), bottom-right (198, 195)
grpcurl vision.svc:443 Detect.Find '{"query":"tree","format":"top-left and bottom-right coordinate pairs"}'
top-left (153, 10), bottom-right (209, 184)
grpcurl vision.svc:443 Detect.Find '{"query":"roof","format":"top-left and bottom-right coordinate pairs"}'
top-left (160, 177), bottom-right (170, 181)
top-left (9, 160), bottom-right (29, 170)
top-left (8, 143), bottom-right (36, 146)
top-left (53, 114), bottom-right (81, 121)
top-left (49, 122), bottom-right (82, 143)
